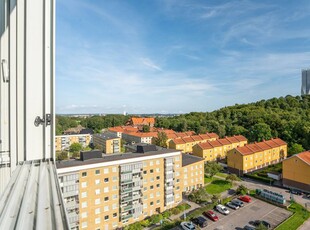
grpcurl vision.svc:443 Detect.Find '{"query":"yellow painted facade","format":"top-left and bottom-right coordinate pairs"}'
top-left (55, 134), bottom-right (91, 151)
top-left (282, 151), bottom-right (310, 192)
top-left (93, 134), bottom-right (121, 154)
top-left (169, 133), bottom-right (218, 153)
top-left (227, 138), bottom-right (287, 175)
top-left (181, 159), bottom-right (204, 192)
top-left (192, 136), bottom-right (248, 162)
top-left (58, 150), bottom-right (203, 229)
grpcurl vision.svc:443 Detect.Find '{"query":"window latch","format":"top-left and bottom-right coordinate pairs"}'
top-left (34, 114), bottom-right (52, 127)
top-left (1, 59), bottom-right (9, 83)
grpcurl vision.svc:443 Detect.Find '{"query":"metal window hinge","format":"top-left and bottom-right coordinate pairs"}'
top-left (1, 59), bottom-right (9, 83)
top-left (34, 114), bottom-right (52, 127)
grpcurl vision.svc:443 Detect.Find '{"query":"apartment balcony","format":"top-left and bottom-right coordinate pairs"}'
top-left (165, 178), bottom-right (174, 183)
top-left (63, 190), bottom-right (79, 198)
top-left (165, 170), bottom-right (174, 175)
top-left (121, 187), bottom-right (132, 193)
top-left (121, 214), bottom-right (133, 220)
top-left (121, 196), bottom-right (133, 202)
top-left (122, 205), bottom-right (133, 212)
top-left (120, 179), bottom-right (132, 184)
top-left (132, 168), bottom-right (142, 174)
top-left (165, 185), bottom-right (174, 191)
top-left (132, 176), bottom-right (142, 182)
top-left (132, 185), bottom-right (142, 191)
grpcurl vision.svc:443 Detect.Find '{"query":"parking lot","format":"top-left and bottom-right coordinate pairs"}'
top-left (175, 197), bottom-right (292, 230)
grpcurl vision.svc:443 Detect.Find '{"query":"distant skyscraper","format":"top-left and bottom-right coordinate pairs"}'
top-left (301, 69), bottom-right (310, 95)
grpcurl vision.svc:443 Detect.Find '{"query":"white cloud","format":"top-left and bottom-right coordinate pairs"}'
top-left (140, 58), bottom-right (162, 71)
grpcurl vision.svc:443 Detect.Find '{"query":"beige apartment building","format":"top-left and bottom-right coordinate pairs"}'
top-left (181, 154), bottom-right (205, 192)
top-left (55, 134), bottom-right (92, 151)
top-left (57, 147), bottom-right (204, 230)
top-left (93, 133), bottom-right (121, 154)
top-left (192, 135), bottom-right (248, 162)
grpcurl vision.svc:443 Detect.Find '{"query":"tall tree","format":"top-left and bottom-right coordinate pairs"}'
top-left (205, 162), bottom-right (223, 178)
top-left (154, 132), bottom-right (168, 148)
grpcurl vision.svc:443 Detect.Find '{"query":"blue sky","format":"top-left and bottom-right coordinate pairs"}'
top-left (56, 0), bottom-right (310, 114)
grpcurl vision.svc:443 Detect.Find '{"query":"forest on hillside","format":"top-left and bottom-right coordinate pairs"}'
top-left (155, 95), bottom-right (310, 151)
top-left (56, 95), bottom-right (310, 152)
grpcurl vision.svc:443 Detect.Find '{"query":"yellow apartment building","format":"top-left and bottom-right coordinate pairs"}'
top-left (282, 151), bottom-right (310, 192)
top-left (55, 134), bottom-right (92, 151)
top-left (227, 138), bottom-right (287, 175)
top-left (181, 154), bottom-right (205, 192)
top-left (169, 133), bottom-right (219, 153)
top-left (192, 135), bottom-right (248, 161)
top-left (57, 146), bottom-right (204, 230)
top-left (93, 133), bottom-right (121, 154)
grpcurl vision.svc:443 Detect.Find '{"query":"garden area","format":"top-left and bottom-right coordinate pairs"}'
top-left (275, 202), bottom-right (310, 230)
top-left (205, 179), bottom-right (232, 194)
top-left (245, 163), bottom-right (282, 184)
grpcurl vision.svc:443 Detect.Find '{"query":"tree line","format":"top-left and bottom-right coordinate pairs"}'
top-left (155, 95), bottom-right (310, 153)
top-left (56, 95), bottom-right (310, 154)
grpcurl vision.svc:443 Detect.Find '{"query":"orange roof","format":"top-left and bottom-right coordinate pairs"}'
top-left (226, 135), bottom-right (247, 143)
top-left (131, 117), bottom-right (155, 125)
top-left (197, 142), bottom-right (213, 150)
top-left (247, 144), bottom-right (263, 152)
top-left (296, 151), bottom-right (310, 165)
top-left (255, 142), bottom-right (272, 150)
top-left (270, 138), bottom-right (287, 146)
top-left (130, 132), bottom-right (158, 138)
top-left (191, 135), bottom-right (203, 141)
top-left (236, 145), bottom-right (254, 155)
top-left (218, 138), bottom-right (231, 145)
top-left (234, 135), bottom-right (248, 142)
top-left (173, 138), bottom-right (186, 144)
top-left (209, 140), bottom-right (222, 147)
top-left (207, 133), bottom-right (219, 139)
top-left (183, 136), bottom-right (195, 142)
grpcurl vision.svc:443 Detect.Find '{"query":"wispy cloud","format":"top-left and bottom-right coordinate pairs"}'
top-left (141, 58), bottom-right (162, 71)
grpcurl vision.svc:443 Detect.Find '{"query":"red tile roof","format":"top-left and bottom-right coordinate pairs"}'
top-left (130, 117), bottom-right (155, 126)
top-left (173, 138), bottom-right (186, 144)
top-left (208, 140), bottom-right (222, 147)
top-left (255, 142), bottom-right (272, 150)
top-left (236, 138), bottom-right (287, 155)
top-left (197, 142), bottom-right (213, 150)
top-left (296, 151), bottom-right (310, 165)
top-left (234, 135), bottom-right (248, 142)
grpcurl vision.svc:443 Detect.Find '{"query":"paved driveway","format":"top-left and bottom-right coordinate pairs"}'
top-left (198, 197), bottom-right (292, 230)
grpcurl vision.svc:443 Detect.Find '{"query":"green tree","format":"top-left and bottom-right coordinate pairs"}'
top-left (248, 123), bottom-right (272, 142)
top-left (154, 132), bottom-right (168, 148)
top-left (69, 143), bottom-right (83, 153)
top-left (188, 187), bottom-right (210, 203)
top-left (149, 214), bottom-right (163, 224)
top-left (124, 222), bottom-right (143, 230)
top-left (205, 162), bottom-right (223, 178)
top-left (226, 174), bottom-right (239, 183)
top-left (211, 194), bottom-right (220, 203)
top-left (142, 125), bottom-right (150, 132)
top-left (288, 143), bottom-right (304, 156)
top-left (236, 185), bottom-right (248, 195)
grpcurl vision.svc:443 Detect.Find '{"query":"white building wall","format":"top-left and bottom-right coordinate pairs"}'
top-left (0, 0), bottom-right (55, 194)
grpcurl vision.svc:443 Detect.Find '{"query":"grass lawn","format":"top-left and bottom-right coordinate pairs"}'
top-left (204, 176), bottom-right (214, 184)
top-left (275, 202), bottom-right (310, 230)
top-left (216, 172), bottom-right (229, 178)
top-left (205, 179), bottom-right (232, 194)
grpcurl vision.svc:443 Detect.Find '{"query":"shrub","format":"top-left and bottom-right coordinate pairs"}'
top-left (162, 211), bottom-right (171, 219)
top-left (149, 214), bottom-right (163, 224)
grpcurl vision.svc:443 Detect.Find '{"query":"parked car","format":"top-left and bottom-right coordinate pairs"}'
top-left (203, 210), bottom-right (219, 221)
top-left (231, 199), bottom-right (244, 207)
top-left (243, 225), bottom-right (256, 230)
top-left (239, 195), bottom-right (252, 203)
top-left (226, 202), bottom-right (239, 210)
top-left (191, 216), bottom-right (208, 228)
top-left (216, 204), bottom-right (230, 215)
top-left (253, 220), bottom-right (271, 229)
top-left (180, 222), bottom-right (196, 230)
top-left (290, 189), bottom-right (303, 195)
